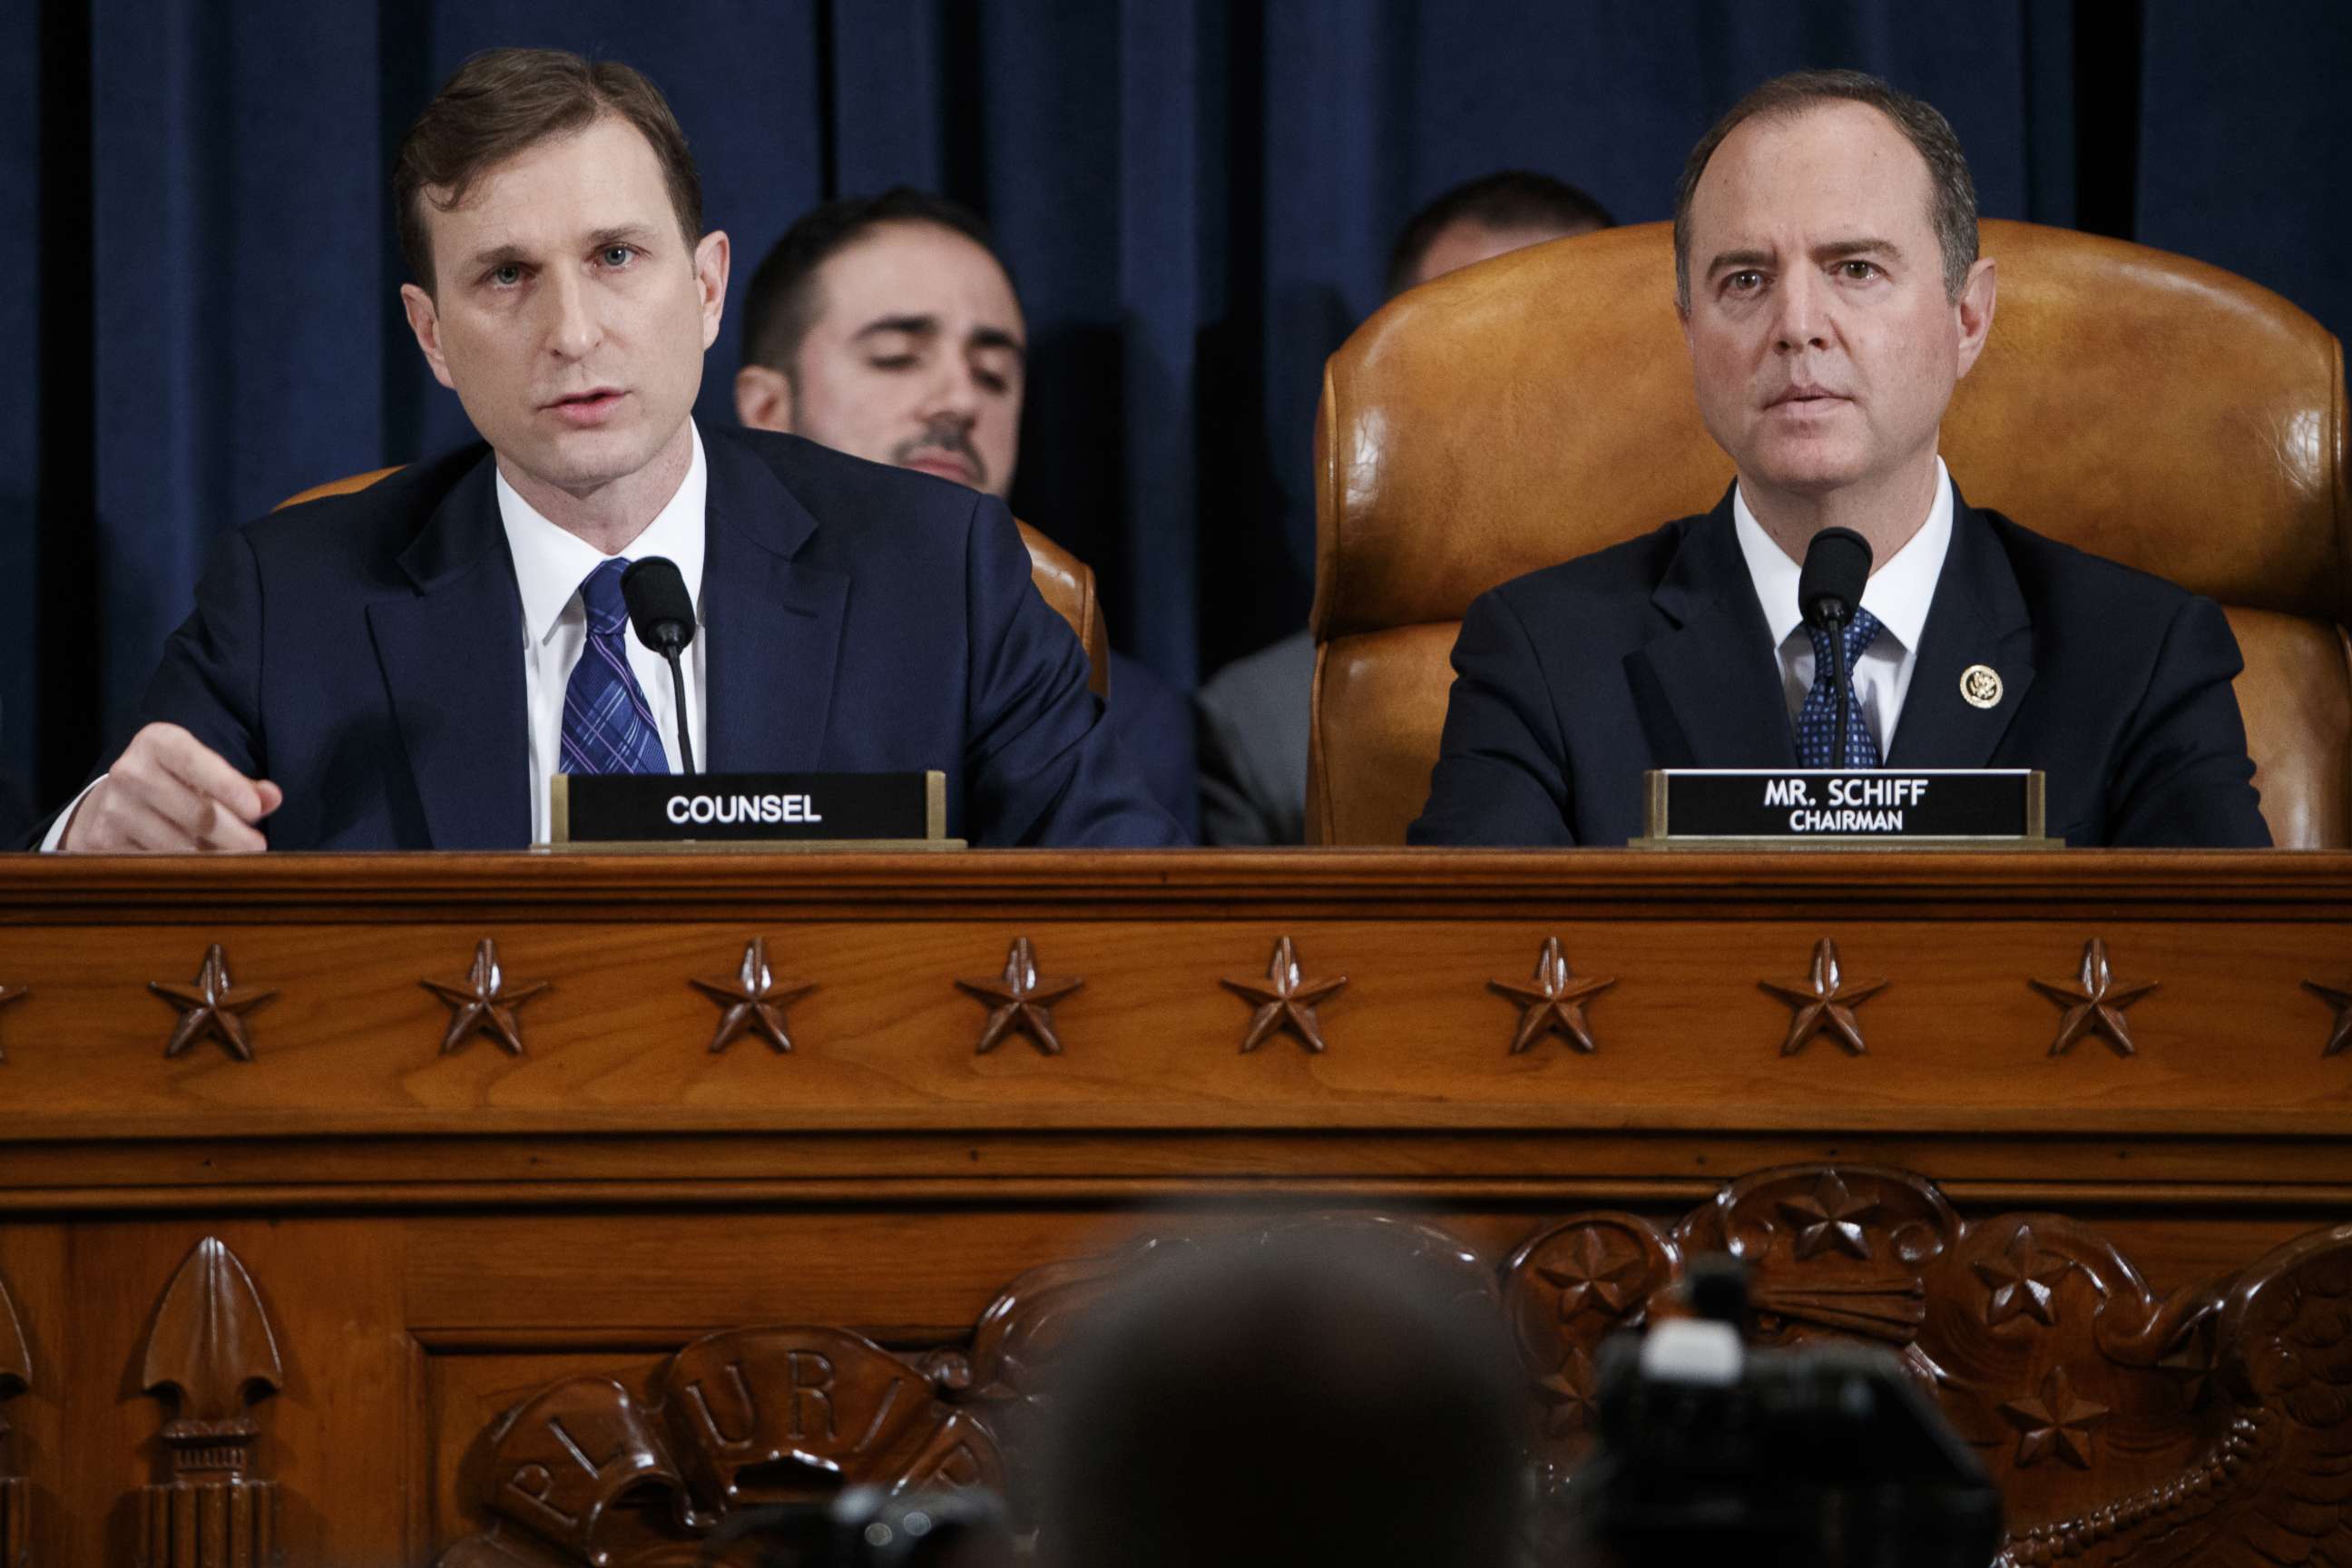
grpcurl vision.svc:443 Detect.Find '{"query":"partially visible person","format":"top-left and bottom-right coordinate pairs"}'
top-left (1195, 171), bottom-right (1613, 845)
top-left (40, 50), bottom-right (1181, 852)
top-left (1383, 168), bottom-right (1618, 297)
top-left (1034, 1224), bottom-right (1531, 1568)
top-left (735, 189), bottom-right (1199, 838)
top-left (1410, 71), bottom-right (2266, 847)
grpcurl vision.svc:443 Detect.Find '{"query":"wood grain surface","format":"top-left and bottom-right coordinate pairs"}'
top-left (0, 849), bottom-right (2343, 1564)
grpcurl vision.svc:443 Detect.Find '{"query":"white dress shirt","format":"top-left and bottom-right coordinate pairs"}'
top-left (501, 422), bottom-right (709, 845)
top-left (45, 422), bottom-right (711, 851)
top-left (1731, 457), bottom-right (1954, 760)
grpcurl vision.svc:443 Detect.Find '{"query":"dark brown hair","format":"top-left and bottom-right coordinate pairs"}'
top-left (394, 47), bottom-right (703, 295)
top-left (1387, 169), bottom-right (1614, 298)
top-left (1672, 68), bottom-right (1977, 313)
top-left (740, 187), bottom-right (1009, 377)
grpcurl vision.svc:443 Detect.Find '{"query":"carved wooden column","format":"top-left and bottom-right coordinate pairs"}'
top-left (133, 1239), bottom-right (283, 1568)
top-left (0, 1272), bottom-right (30, 1566)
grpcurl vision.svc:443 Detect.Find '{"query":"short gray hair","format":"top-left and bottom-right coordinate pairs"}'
top-left (1672, 68), bottom-right (1978, 313)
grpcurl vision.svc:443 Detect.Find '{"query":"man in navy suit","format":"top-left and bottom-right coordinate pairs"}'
top-left (49, 48), bottom-right (1181, 852)
top-left (1411, 70), bottom-right (2269, 849)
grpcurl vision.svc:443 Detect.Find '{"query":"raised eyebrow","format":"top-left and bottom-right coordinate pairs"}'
top-left (465, 242), bottom-right (535, 276)
top-left (589, 224), bottom-right (662, 252)
top-left (1705, 248), bottom-right (1774, 279)
top-left (853, 314), bottom-right (941, 341)
top-left (1815, 236), bottom-right (1904, 264)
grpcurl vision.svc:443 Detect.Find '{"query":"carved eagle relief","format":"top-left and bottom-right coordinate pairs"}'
top-left (1997, 1223), bottom-right (2352, 1567)
top-left (442, 1328), bottom-right (1002, 1568)
top-left (439, 1170), bottom-right (2352, 1568)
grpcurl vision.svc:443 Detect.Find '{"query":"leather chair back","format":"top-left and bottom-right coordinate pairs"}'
top-left (278, 469), bottom-right (1112, 700)
top-left (1308, 220), bottom-right (2352, 846)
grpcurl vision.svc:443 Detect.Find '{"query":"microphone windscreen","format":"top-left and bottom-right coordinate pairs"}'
top-left (621, 557), bottom-right (697, 652)
top-left (1797, 527), bottom-right (1873, 629)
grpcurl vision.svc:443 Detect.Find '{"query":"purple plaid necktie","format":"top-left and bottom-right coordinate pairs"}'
top-left (1794, 608), bottom-right (1884, 769)
top-left (559, 558), bottom-right (669, 776)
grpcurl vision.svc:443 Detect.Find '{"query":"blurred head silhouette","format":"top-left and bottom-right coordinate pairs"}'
top-left (1034, 1221), bottom-right (1531, 1568)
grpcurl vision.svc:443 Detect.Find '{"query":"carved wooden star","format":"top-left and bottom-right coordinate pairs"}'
top-left (1220, 936), bottom-right (1348, 1053)
top-left (1534, 1345), bottom-right (1600, 1437)
top-left (956, 936), bottom-right (1083, 1055)
top-left (151, 946), bottom-right (276, 1061)
top-left (1490, 937), bottom-right (1614, 1054)
top-left (1759, 938), bottom-right (1887, 1055)
top-left (420, 939), bottom-right (549, 1057)
top-left (1777, 1171), bottom-right (1881, 1260)
top-left (691, 937), bottom-right (816, 1054)
top-left (2000, 1366), bottom-right (2108, 1469)
top-left (2305, 979), bottom-right (2352, 1057)
top-left (0, 983), bottom-right (24, 1063)
top-left (2031, 939), bottom-right (2158, 1057)
top-left (1539, 1228), bottom-right (1646, 1318)
top-left (1973, 1229), bottom-right (2071, 1328)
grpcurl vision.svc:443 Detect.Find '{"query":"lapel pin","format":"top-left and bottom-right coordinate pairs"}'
top-left (1960, 664), bottom-right (2004, 709)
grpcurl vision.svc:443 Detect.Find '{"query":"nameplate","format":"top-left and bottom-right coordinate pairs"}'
top-left (1636, 769), bottom-right (2049, 848)
top-left (550, 771), bottom-right (952, 850)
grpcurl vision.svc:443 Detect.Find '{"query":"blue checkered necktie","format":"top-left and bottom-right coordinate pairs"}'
top-left (1794, 608), bottom-right (1884, 769)
top-left (559, 558), bottom-right (669, 776)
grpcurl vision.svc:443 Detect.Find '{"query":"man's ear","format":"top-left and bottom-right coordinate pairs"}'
top-left (734, 365), bottom-right (793, 433)
top-left (400, 283), bottom-right (457, 392)
top-left (695, 230), bottom-right (731, 350)
top-left (1953, 255), bottom-right (1997, 381)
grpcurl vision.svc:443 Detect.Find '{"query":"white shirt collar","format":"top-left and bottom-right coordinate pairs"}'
top-left (1731, 456), bottom-right (1953, 655)
top-left (495, 420), bottom-right (709, 647)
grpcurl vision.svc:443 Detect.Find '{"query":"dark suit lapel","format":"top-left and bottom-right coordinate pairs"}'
top-left (1886, 494), bottom-right (2037, 768)
top-left (1629, 491), bottom-right (1801, 767)
top-left (365, 456), bottom-right (532, 848)
top-left (700, 432), bottom-right (850, 772)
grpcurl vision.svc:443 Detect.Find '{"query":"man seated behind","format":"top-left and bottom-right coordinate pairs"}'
top-left (49, 48), bottom-right (1180, 851)
top-left (733, 190), bottom-right (1199, 837)
top-left (1195, 170), bottom-right (1613, 846)
top-left (1410, 70), bottom-right (2269, 848)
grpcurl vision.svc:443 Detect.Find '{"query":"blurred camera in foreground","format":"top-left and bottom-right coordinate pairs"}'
top-left (1569, 1255), bottom-right (2004, 1568)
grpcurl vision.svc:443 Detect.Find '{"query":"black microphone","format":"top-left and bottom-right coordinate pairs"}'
top-left (1797, 527), bottom-right (1874, 769)
top-left (620, 556), bottom-right (699, 775)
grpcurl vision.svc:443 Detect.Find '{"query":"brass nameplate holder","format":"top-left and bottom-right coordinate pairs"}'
top-left (1633, 769), bottom-right (2053, 850)
top-left (549, 771), bottom-right (960, 852)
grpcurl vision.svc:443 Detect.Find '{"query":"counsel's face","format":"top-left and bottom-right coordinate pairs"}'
top-left (1681, 102), bottom-right (1993, 503)
top-left (400, 115), bottom-right (728, 499)
top-left (736, 221), bottom-right (1026, 497)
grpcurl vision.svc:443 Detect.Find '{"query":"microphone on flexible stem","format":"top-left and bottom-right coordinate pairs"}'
top-left (1797, 527), bottom-right (1875, 769)
top-left (620, 557), bottom-right (699, 775)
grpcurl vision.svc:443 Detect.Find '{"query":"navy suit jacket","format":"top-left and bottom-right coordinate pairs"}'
top-left (117, 426), bottom-right (1184, 849)
top-left (1409, 487), bottom-right (2270, 848)
top-left (1106, 650), bottom-right (1201, 840)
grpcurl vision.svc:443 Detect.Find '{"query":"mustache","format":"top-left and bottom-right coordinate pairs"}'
top-left (890, 421), bottom-right (987, 488)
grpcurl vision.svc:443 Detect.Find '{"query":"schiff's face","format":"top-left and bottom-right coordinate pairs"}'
top-left (400, 115), bottom-right (727, 499)
top-left (738, 221), bottom-right (1026, 497)
top-left (1681, 101), bottom-right (1992, 502)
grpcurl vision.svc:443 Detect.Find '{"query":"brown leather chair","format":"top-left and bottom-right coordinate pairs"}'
top-left (1308, 219), bottom-right (2352, 846)
top-left (278, 468), bottom-right (1111, 699)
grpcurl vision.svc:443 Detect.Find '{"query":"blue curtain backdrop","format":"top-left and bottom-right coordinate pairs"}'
top-left (8, 0), bottom-right (2349, 815)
